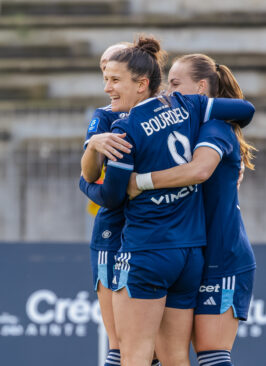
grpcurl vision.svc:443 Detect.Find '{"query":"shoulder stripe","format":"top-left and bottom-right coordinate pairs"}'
top-left (99, 104), bottom-right (112, 111)
top-left (107, 160), bottom-right (134, 171)
top-left (203, 98), bottom-right (214, 122)
top-left (194, 142), bottom-right (223, 159)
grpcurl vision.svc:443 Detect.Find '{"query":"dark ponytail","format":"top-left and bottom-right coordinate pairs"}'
top-left (109, 35), bottom-right (166, 96)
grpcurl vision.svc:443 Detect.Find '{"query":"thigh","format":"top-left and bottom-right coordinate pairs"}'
top-left (113, 288), bottom-right (166, 366)
top-left (156, 307), bottom-right (193, 366)
top-left (193, 271), bottom-right (255, 352)
top-left (193, 308), bottom-right (238, 352)
top-left (97, 282), bottom-right (118, 348)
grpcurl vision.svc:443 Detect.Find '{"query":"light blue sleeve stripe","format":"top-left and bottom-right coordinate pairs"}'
top-left (107, 160), bottom-right (134, 171)
top-left (194, 142), bottom-right (223, 159)
top-left (203, 98), bottom-right (214, 122)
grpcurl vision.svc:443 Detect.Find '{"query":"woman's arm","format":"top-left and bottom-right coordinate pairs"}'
top-left (81, 132), bottom-right (132, 183)
top-left (128, 118), bottom-right (234, 199)
top-left (80, 123), bottom-right (135, 208)
top-left (80, 161), bottom-right (133, 209)
top-left (152, 147), bottom-right (220, 188)
top-left (127, 147), bottom-right (220, 199)
top-left (208, 98), bottom-right (255, 127)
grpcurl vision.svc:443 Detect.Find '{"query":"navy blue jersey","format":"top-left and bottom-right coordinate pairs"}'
top-left (83, 105), bottom-right (128, 149)
top-left (81, 105), bottom-right (128, 250)
top-left (108, 94), bottom-right (214, 251)
top-left (84, 94), bottom-right (255, 252)
top-left (194, 119), bottom-right (256, 278)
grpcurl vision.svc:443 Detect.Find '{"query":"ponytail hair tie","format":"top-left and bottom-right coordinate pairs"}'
top-left (215, 63), bottom-right (220, 71)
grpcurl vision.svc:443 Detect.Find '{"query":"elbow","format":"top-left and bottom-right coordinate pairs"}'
top-left (193, 168), bottom-right (212, 184)
top-left (245, 101), bottom-right (255, 121)
top-left (248, 102), bottom-right (256, 122)
top-left (240, 101), bottom-right (256, 128)
top-left (247, 101), bottom-right (255, 116)
top-left (80, 156), bottom-right (99, 183)
top-left (80, 165), bottom-right (99, 183)
top-left (82, 172), bottom-right (95, 184)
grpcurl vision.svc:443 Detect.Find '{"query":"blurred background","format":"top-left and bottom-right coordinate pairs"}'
top-left (0, 1), bottom-right (265, 365)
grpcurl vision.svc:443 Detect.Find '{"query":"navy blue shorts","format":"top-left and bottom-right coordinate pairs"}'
top-left (111, 247), bottom-right (204, 309)
top-left (194, 269), bottom-right (255, 320)
top-left (90, 248), bottom-right (118, 290)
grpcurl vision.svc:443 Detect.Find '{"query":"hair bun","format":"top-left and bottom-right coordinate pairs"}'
top-left (136, 36), bottom-right (161, 59)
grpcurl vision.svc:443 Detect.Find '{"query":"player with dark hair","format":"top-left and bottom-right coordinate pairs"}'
top-left (81, 35), bottom-right (255, 366)
top-left (127, 54), bottom-right (256, 366)
top-left (80, 42), bottom-right (161, 366)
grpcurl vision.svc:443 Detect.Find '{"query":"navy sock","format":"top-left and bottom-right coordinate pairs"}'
top-left (151, 359), bottom-right (161, 366)
top-left (197, 350), bottom-right (233, 365)
top-left (105, 349), bottom-right (120, 365)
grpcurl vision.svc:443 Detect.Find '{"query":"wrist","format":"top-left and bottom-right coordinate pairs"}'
top-left (88, 136), bottom-right (98, 152)
top-left (136, 172), bottom-right (154, 191)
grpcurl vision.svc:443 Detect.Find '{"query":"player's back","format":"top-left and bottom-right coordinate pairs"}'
top-left (195, 120), bottom-right (256, 278)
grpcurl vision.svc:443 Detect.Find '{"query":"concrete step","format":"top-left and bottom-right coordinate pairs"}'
top-left (0, 96), bottom-right (107, 113)
top-left (0, 57), bottom-right (98, 73)
top-left (167, 53), bottom-right (266, 71)
top-left (0, 84), bottom-right (47, 100)
top-left (0, 53), bottom-right (265, 74)
top-left (0, 27), bottom-right (264, 59)
top-left (1, 0), bottom-right (128, 16)
top-left (0, 42), bottom-right (91, 58)
top-left (130, 0), bottom-right (266, 16)
top-left (0, 13), bottom-right (265, 29)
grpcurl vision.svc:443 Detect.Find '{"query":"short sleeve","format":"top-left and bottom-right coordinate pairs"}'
top-left (83, 109), bottom-right (112, 150)
top-left (194, 119), bottom-right (234, 159)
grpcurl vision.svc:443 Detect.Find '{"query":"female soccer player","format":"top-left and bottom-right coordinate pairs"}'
top-left (81, 42), bottom-right (161, 366)
top-left (81, 42), bottom-right (133, 366)
top-left (128, 54), bottom-right (256, 366)
top-left (81, 36), bottom-right (255, 366)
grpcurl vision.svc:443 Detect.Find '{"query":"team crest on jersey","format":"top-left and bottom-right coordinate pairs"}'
top-left (102, 230), bottom-right (112, 239)
top-left (88, 117), bottom-right (100, 132)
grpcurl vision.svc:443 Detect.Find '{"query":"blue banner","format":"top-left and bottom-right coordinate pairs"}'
top-left (0, 243), bottom-right (265, 366)
top-left (0, 243), bottom-right (105, 366)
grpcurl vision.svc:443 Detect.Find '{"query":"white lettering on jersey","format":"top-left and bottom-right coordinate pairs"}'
top-left (151, 185), bottom-right (196, 205)
top-left (167, 131), bottom-right (192, 165)
top-left (141, 107), bottom-right (189, 136)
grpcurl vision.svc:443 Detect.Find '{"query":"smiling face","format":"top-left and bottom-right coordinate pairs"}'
top-left (104, 61), bottom-right (150, 112)
top-left (167, 60), bottom-right (203, 95)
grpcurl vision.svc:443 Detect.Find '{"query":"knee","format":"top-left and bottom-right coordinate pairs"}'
top-left (159, 351), bottom-right (190, 366)
top-left (194, 338), bottom-right (232, 353)
top-left (121, 353), bottom-right (151, 366)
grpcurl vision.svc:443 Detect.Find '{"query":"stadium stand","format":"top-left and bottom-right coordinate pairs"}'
top-left (0, 0), bottom-right (265, 242)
